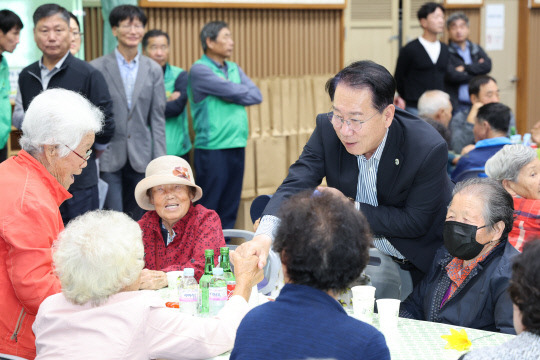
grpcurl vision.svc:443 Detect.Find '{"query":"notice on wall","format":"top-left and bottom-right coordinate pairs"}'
top-left (485, 4), bottom-right (505, 51)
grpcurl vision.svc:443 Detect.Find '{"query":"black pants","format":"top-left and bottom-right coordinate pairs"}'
top-left (59, 184), bottom-right (99, 225)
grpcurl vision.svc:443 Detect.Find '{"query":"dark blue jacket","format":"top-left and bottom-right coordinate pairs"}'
top-left (400, 240), bottom-right (518, 334)
top-left (451, 139), bottom-right (511, 182)
top-left (231, 284), bottom-right (390, 360)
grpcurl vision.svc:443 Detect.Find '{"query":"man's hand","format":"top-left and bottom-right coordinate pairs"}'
top-left (230, 251), bottom-right (264, 302)
top-left (455, 65), bottom-right (465, 72)
top-left (138, 269), bottom-right (168, 290)
top-left (235, 234), bottom-right (271, 270)
top-left (167, 91), bottom-right (181, 102)
top-left (466, 102), bottom-right (483, 124)
top-left (478, 58), bottom-right (485, 64)
top-left (461, 144), bottom-right (475, 156)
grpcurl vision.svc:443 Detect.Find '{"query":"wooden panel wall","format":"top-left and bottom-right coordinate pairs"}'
top-left (83, 7), bottom-right (342, 77)
top-left (83, 7), bottom-right (104, 62)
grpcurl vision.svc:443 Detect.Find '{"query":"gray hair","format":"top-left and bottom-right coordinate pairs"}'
top-left (19, 89), bottom-right (104, 157)
top-left (418, 90), bottom-right (451, 119)
top-left (452, 178), bottom-right (514, 239)
top-left (485, 145), bottom-right (537, 182)
top-left (446, 12), bottom-right (469, 29)
top-left (199, 20), bottom-right (228, 53)
top-left (53, 210), bottom-right (144, 306)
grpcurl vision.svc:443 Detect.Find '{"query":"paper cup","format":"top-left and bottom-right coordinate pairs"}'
top-left (353, 298), bottom-right (375, 324)
top-left (166, 271), bottom-right (183, 290)
top-left (351, 285), bottom-right (376, 300)
top-left (376, 298), bottom-right (400, 333)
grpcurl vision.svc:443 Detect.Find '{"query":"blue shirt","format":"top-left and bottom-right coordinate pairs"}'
top-left (114, 48), bottom-right (140, 109)
top-left (452, 41), bottom-right (473, 104)
top-left (231, 283), bottom-right (390, 360)
top-left (451, 137), bottom-right (512, 181)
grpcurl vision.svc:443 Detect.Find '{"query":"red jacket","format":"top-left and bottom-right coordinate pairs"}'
top-left (138, 204), bottom-right (225, 281)
top-left (509, 197), bottom-right (540, 252)
top-left (0, 151), bottom-right (69, 359)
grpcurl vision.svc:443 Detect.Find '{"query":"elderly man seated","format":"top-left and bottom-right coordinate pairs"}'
top-left (451, 102), bottom-right (512, 181)
top-left (230, 191), bottom-right (390, 360)
top-left (400, 178), bottom-right (518, 334)
top-left (33, 210), bottom-right (263, 359)
top-left (486, 145), bottom-right (540, 252)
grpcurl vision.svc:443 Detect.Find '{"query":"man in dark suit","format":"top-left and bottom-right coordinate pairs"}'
top-left (394, 2), bottom-right (448, 115)
top-left (237, 60), bottom-right (453, 289)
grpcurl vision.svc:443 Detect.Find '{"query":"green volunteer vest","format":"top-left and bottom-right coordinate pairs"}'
top-left (0, 56), bottom-right (11, 149)
top-left (188, 55), bottom-right (248, 149)
top-left (164, 64), bottom-right (191, 156)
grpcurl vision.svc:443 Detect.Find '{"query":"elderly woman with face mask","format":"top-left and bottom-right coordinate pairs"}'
top-left (400, 178), bottom-right (519, 334)
top-left (134, 156), bottom-right (226, 289)
top-left (485, 144), bottom-right (540, 252)
top-left (0, 89), bottom-right (102, 359)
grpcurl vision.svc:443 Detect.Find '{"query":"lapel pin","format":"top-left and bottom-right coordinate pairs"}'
top-left (395, 159), bottom-right (399, 165)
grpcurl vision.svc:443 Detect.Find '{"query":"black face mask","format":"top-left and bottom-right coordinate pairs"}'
top-left (443, 221), bottom-right (488, 261)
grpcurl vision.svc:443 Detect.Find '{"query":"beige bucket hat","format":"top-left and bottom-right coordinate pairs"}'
top-left (134, 156), bottom-right (203, 211)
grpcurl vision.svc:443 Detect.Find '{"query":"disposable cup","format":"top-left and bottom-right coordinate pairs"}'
top-left (351, 285), bottom-right (376, 299)
top-left (166, 271), bottom-right (183, 290)
top-left (376, 298), bottom-right (400, 333)
top-left (353, 297), bottom-right (375, 324)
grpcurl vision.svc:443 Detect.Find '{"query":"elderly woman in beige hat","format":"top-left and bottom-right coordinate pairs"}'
top-left (135, 156), bottom-right (225, 289)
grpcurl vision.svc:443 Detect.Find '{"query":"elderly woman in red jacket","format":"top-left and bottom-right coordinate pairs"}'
top-left (486, 144), bottom-right (540, 252)
top-left (135, 156), bottom-right (225, 289)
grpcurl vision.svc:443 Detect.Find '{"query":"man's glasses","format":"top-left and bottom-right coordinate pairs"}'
top-left (328, 109), bottom-right (379, 132)
top-left (64, 145), bottom-right (92, 161)
top-left (72, 31), bottom-right (83, 39)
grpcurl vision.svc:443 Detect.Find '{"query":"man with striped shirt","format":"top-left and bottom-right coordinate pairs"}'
top-left (238, 61), bottom-right (453, 292)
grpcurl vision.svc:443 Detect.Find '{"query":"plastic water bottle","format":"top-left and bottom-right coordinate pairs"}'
top-left (199, 249), bottom-right (214, 315)
top-left (179, 268), bottom-right (198, 316)
top-left (208, 268), bottom-right (227, 316)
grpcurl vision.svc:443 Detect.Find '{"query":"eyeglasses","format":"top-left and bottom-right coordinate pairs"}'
top-left (64, 145), bottom-right (92, 161)
top-left (118, 24), bottom-right (144, 31)
top-left (328, 109), bottom-right (379, 132)
top-left (72, 31), bottom-right (83, 39)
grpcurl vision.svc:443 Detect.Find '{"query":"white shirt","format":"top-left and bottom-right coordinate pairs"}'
top-left (418, 36), bottom-right (441, 64)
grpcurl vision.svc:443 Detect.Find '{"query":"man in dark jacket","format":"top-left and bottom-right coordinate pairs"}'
top-left (15, 4), bottom-right (114, 224)
top-left (445, 12), bottom-right (492, 114)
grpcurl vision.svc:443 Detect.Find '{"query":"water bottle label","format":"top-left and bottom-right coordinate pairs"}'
top-left (208, 287), bottom-right (227, 301)
top-left (227, 283), bottom-right (236, 300)
top-left (179, 289), bottom-right (198, 302)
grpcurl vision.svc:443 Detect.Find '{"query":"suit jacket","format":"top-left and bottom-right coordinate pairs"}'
top-left (263, 108), bottom-right (454, 273)
top-left (90, 53), bottom-right (166, 173)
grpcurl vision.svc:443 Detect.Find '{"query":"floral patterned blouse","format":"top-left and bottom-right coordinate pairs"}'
top-left (138, 204), bottom-right (225, 281)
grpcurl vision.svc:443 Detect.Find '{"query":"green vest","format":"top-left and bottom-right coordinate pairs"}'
top-left (188, 55), bottom-right (248, 149)
top-left (164, 64), bottom-right (191, 156)
top-left (0, 56), bottom-right (11, 149)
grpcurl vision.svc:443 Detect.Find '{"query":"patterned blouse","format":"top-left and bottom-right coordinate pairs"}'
top-left (509, 197), bottom-right (540, 252)
top-left (138, 204), bottom-right (225, 281)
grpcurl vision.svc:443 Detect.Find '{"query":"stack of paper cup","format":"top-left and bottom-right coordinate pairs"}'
top-left (376, 298), bottom-right (400, 334)
top-left (351, 285), bottom-right (376, 324)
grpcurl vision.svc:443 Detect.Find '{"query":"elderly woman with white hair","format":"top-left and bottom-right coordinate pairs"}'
top-left (485, 144), bottom-right (540, 252)
top-left (0, 88), bottom-right (102, 359)
top-left (33, 210), bottom-right (263, 359)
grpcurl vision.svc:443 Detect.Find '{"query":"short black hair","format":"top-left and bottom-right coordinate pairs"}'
top-left (109, 5), bottom-right (147, 28)
top-left (469, 75), bottom-right (496, 97)
top-left (476, 102), bottom-right (510, 134)
top-left (417, 2), bottom-right (445, 21)
top-left (509, 239), bottom-right (540, 335)
top-left (325, 60), bottom-right (395, 113)
top-left (33, 4), bottom-right (69, 26)
top-left (273, 191), bottom-right (372, 293)
top-left (0, 9), bottom-right (23, 34)
top-left (142, 29), bottom-right (170, 49)
top-left (69, 12), bottom-right (80, 30)
top-left (199, 21), bottom-right (228, 53)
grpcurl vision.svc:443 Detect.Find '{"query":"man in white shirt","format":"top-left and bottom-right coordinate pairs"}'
top-left (394, 2), bottom-right (449, 115)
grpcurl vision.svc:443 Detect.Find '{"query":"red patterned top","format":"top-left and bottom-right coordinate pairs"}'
top-left (138, 204), bottom-right (225, 281)
top-left (443, 242), bottom-right (501, 304)
top-left (509, 197), bottom-right (540, 252)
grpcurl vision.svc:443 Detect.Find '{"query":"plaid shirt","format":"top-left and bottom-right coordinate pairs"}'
top-left (443, 242), bottom-right (501, 304)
